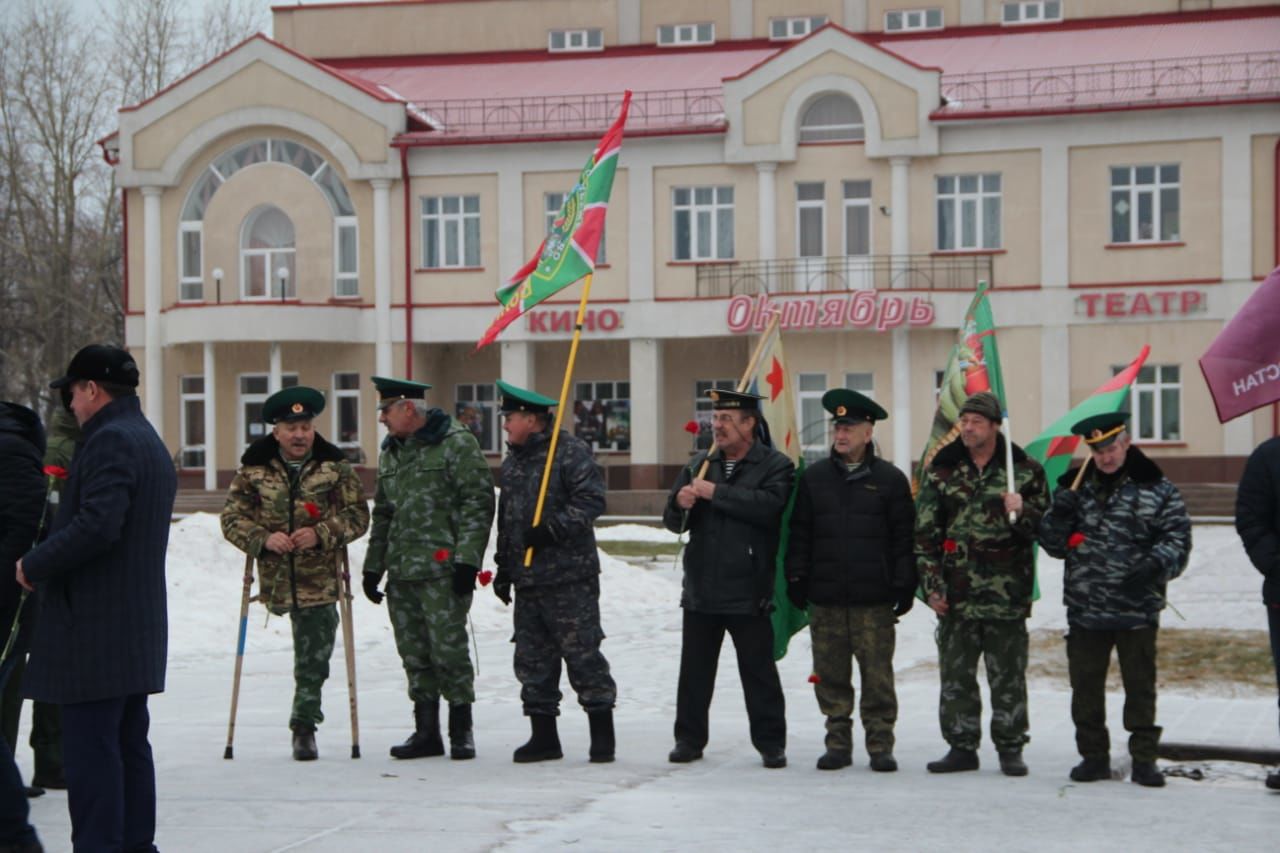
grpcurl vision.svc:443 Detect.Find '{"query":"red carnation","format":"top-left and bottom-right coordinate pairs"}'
top-left (1067, 532), bottom-right (1086, 549)
top-left (807, 673), bottom-right (821, 684)
top-left (303, 501), bottom-right (321, 519)
top-left (43, 465), bottom-right (68, 480)
top-left (684, 420), bottom-right (700, 435)
top-left (434, 548), bottom-right (451, 562)
top-left (942, 539), bottom-right (957, 554)
top-left (477, 570), bottom-right (494, 587)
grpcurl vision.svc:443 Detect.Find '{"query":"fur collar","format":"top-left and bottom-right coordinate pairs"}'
top-left (930, 433), bottom-right (1027, 471)
top-left (240, 431), bottom-right (346, 467)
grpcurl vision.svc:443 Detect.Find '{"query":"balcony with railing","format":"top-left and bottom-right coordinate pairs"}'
top-left (936, 50), bottom-right (1280, 117)
top-left (694, 254), bottom-right (994, 298)
top-left (408, 87), bottom-right (725, 144)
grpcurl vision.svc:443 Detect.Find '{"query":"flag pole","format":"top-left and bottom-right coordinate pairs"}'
top-left (1003, 409), bottom-right (1017, 524)
top-left (524, 275), bottom-right (595, 567)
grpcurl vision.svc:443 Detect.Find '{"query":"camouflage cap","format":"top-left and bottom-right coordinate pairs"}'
top-left (958, 391), bottom-right (1003, 423)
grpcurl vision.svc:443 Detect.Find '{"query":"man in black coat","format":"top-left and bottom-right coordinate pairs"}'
top-left (0, 401), bottom-right (46, 852)
top-left (1235, 435), bottom-right (1280, 791)
top-left (17, 345), bottom-right (177, 852)
top-left (785, 389), bottom-right (915, 772)
top-left (663, 389), bottom-right (795, 768)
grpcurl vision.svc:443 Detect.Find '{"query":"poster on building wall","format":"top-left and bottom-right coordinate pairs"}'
top-left (605, 399), bottom-right (630, 452)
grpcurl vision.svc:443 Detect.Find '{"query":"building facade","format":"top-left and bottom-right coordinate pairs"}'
top-left (103, 0), bottom-right (1280, 490)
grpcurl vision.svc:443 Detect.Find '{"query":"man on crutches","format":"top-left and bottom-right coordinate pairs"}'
top-left (221, 387), bottom-right (370, 760)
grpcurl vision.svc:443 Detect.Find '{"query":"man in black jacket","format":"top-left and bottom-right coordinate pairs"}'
top-left (663, 389), bottom-right (795, 768)
top-left (1235, 435), bottom-right (1280, 791)
top-left (785, 389), bottom-right (915, 772)
top-left (17, 345), bottom-right (176, 852)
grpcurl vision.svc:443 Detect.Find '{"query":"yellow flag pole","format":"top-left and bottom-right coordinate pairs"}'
top-left (524, 274), bottom-right (594, 567)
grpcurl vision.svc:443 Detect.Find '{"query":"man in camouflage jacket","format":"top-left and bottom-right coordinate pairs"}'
top-left (221, 387), bottom-right (370, 760)
top-left (493, 380), bottom-right (616, 764)
top-left (362, 377), bottom-right (495, 761)
top-left (1040, 412), bottom-right (1190, 788)
top-left (915, 392), bottom-right (1048, 776)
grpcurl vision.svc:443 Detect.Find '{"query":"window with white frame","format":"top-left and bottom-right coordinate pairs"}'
top-left (799, 94), bottom-right (864, 143)
top-left (549, 28), bottom-right (603, 51)
top-left (936, 174), bottom-right (1002, 251)
top-left (797, 183), bottom-right (825, 258)
top-left (692, 378), bottom-right (736, 450)
top-left (769, 15), bottom-right (827, 40)
top-left (1002, 0), bottom-right (1062, 24)
top-left (239, 373), bottom-right (299, 449)
top-left (179, 376), bottom-right (205, 468)
top-left (335, 218), bottom-right (358, 297)
top-left (657, 22), bottom-right (714, 46)
top-left (574, 381), bottom-right (630, 451)
top-left (798, 372), bottom-right (828, 462)
top-left (333, 372), bottom-right (362, 463)
top-left (456, 383), bottom-right (500, 454)
top-left (885, 8), bottom-right (943, 31)
top-left (241, 206), bottom-right (296, 299)
top-left (545, 191), bottom-right (605, 264)
top-left (179, 223), bottom-right (203, 301)
top-left (421, 195), bottom-right (481, 268)
top-left (843, 180), bottom-right (872, 257)
top-left (845, 372), bottom-right (874, 398)
top-left (673, 186), bottom-right (734, 261)
top-left (1116, 364), bottom-right (1181, 442)
top-left (1110, 165), bottom-right (1180, 244)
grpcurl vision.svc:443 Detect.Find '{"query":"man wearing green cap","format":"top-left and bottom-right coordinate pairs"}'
top-left (915, 390), bottom-right (1049, 776)
top-left (221, 386), bottom-right (370, 760)
top-left (785, 388), bottom-right (915, 772)
top-left (1040, 412), bottom-right (1190, 787)
top-left (492, 380), bottom-right (616, 764)
top-left (362, 377), bottom-right (495, 761)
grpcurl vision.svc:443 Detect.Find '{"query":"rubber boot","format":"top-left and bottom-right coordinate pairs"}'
top-left (1069, 756), bottom-right (1112, 782)
top-left (1131, 760), bottom-right (1166, 788)
top-left (389, 700), bottom-right (445, 759)
top-left (926, 747), bottom-right (979, 773)
top-left (291, 724), bottom-right (318, 761)
top-left (513, 715), bottom-right (563, 763)
top-left (816, 749), bottom-right (852, 770)
top-left (588, 710), bottom-right (615, 763)
top-left (868, 752), bottom-right (898, 772)
top-left (998, 750), bottom-right (1028, 777)
top-left (448, 703), bottom-right (475, 760)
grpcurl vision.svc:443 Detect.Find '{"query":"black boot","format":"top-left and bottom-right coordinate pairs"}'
top-left (816, 749), bottom-right (852, 770)
top-left (1131, 760), bottom-right (1166, 788)
top-left (513, 715), bottom-right (563, 763)
top-left (668, 741), bottom-right (703, 763)
top-left (1070, 756), bottom-right (1112, 782)
top-left (291, 724), bottom-right (318, 761)
top-left (389, 700), bottom-right (445, 759)
top-left (998, 750), bottom-right (1028, 777)
top-left (926, 747), bottom-right (979, 773)
top-left (1265, 769), bottom-right (1280, 790)
top-left (448, 704), bottom-right (475, 760)
top-left (588, 710), bottom-right (615, 763)
top-left (869, 752), bottom-right (898, 773)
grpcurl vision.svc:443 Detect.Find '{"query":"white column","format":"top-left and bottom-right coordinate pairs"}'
top-left (142, 186), bottom-right (164, 438)
top-left (843, 0), bottom-right (868, 31)
top-left (1040, 142), bottom-right (1069, 289)
top-left (628, 338), bottom-right (663, 467)
top-left (202, 341), bottom-right (217, 492)
top-left (756, 162), bottom-right (778, 262)
top-left (888, 157), bottom-right (912, 474)
top-left (500, 341), bottom-right (535, 390)
top-left (269, 342), bottom-right (282, 393)
top-left (1221, 130), bottom-right (1252, 284)
top-left (371, 178), bottom-right (393, 379)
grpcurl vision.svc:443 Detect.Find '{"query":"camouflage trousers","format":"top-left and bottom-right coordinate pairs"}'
top-left (935, 615), bottom-right (1029, 752)
top-left (387, 578), bottom-right (474, 705)
top-left (1066, 625), bottom-right (1160, 762)
top-left (289, 603), bottom-right (339, 729)
top-left (513, 579), bottom-right (616, 716)
top-left (809, 603), bottom-right (897, 756)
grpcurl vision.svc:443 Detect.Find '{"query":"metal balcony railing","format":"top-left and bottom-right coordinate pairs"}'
top-left (694, 254), bottom-right (994, 298)
top-left (411, 87), bottom-right (725, 143)
top-left (937, 50), bottom-right (1280, 116)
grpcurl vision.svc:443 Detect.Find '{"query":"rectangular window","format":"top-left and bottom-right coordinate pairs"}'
top-left (1117, 364), bottom-right (1181, 442)
top-left (180, 376), bottom-right (205, 468)
top-left (546, 191), bottom-right (605, 264)
top-left (239, 373), bottom-right (298, 448)
top-left (798, 372), bottom-right (828, 462)
top-left (179, 223), bottom-right (203, 301)
top-left (1110, 164), bottom-right (1180, 243)
top-left (456, 383), bottom-right (500, 454)
top-left (796, 182), bottom-right (825, 258)
top-left (657, 22), bottom-right (714, 46)
top-left (333, 372), bottom-right (362, 463)
top-left (548, 27), bottom-right (603, 52)
top-left (574, 381), bottom-right (630, 451)
top-left (1002, 0), bottom-right (1062, 25)
top-left (335, 218), bottom-right (358, 297)
top-left (843, 180), bottom-right (872, 257)
top-left (845, 372), bottom-right (874, 398)
top-left (885, 8), bottom-right (944, 31)
top-left (768, 15), bottom-right (827, 40)
top-left (936, 173), bottom-right (1002, 251)
top-left (421, 195), bottom-right (481, 268)
top-left (673, 186), bottom-right (734, 261)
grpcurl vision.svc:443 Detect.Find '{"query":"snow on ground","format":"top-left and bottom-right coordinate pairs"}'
top-left (16, 519), bottom-right (1278, 852)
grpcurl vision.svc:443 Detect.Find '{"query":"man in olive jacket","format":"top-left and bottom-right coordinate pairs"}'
top-left (221, 386), bottom-right (370, 760)
top-left (663, 389), bottom-right (795, 769)
top-left (786, 389), bottom-right (915, 772)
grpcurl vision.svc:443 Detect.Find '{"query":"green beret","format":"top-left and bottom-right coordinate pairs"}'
top-left (822, 388), bottom-right (887, 425)
top-left (706, 389), bottom-right (763, 411)
top-left (372, 376), bottom-right (432, 408)
top-left (263, 386), bottom-right (325, 424)
top-left (958, 391), bottom-right (1003, 423)
top-left (1072, 411), bottom-right (1130, 449)
top-left (496, 379), bottom-right (558, 414)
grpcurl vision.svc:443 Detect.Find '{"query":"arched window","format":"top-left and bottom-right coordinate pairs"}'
top-left (799, 94), bottom-right (864, 143)
top-left (241, 206), bottom-right (296, 299)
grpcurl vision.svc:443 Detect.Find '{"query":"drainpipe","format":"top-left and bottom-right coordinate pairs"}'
top-left (400, 143), bottom-right (414, 379)
top-left (121, 187), bottom-right (129, 345)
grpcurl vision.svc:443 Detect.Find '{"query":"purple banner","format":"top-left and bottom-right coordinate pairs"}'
top-left (1199, 266), bottom-right (1280, 423)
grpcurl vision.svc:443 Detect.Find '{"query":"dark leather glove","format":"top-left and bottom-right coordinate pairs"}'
top-left (893, 589), bottom-right (915, 618)
top-left (1123, 559), bottom-right (1160, 595)
top-left (451, 563), bottom-right (479, 597)
top-left (785, 578), bottom-right (808, 610)
top-left (1055, 488), bottom-right (1082, 515)
top-left (362, 572), bottom-right (384, 605)
top-left (493, 570), bottom-right (512, 606)
top-left (524, 524), bottom-right (556, 550)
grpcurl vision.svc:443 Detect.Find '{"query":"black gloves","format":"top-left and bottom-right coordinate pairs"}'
top-left (893, 589), bottom-right (915, 618)
top-left (786, 578), bottom-right (808, 610)
top-left (524, 524), bottom-right (556, 550)
top-left (362, 572), bottom-right (384, 605)
top-left (493, 570), bottom-right (512, 606)
top-left (1123, 559), bottom-right (1161, 595)
top-left (1055, 488), bottom-right (1082, 515)
top-left (451, 563), bottom-right (479, 597)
